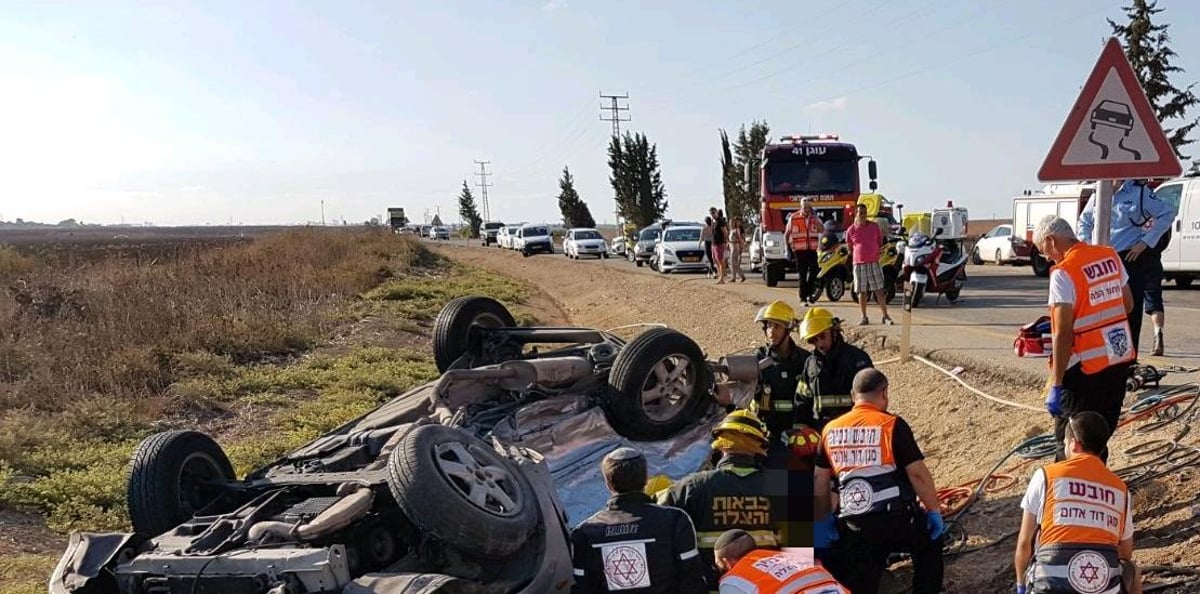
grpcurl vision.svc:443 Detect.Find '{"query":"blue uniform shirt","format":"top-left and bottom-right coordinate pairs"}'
top-left (1077, 180), bottom-right (1176, 252)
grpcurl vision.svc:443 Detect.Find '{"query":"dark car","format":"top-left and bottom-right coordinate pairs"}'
top-left (1091, 100), bottom-right (1134, 132)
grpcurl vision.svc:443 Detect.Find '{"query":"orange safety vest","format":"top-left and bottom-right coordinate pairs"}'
top-left (787, 212), bottom-right (823, 252)
top-left (819, 403), bottom-right (917, 517)
top-left (1051, 243), bottom-right (1135, 375)
top-left (1026, 455), bottom-right (1129, 594)
top-left (718, 550), bottom-right (848, 594)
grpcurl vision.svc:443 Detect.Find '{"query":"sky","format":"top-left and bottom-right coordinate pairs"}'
top-left (2, 0), bottom-right (1199, 226)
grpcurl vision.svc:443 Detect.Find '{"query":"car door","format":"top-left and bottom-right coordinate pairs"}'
top-left (1153, 181), bottom-right (1184, 272)
top-left (995, 225), bottom-right (1014, 259)
top-left (1174, 181), bottom-right (1200, 271)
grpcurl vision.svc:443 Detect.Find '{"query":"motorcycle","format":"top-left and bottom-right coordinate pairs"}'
top-left (851, 240), bottom-right (902, 304)
top-left (902, 229), bottom-right (967, 307)
top-left (813, 233), bottom-right (851, 302)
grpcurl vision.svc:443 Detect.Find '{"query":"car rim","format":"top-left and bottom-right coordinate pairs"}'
top-left (472, 312), bottom-right (507, 329)
top-left (177, 452), bottom-right (225, 516)
top-left (639, 355), bottom-right (697, 422)
top-left (433, 442), bottom-right (522, 517)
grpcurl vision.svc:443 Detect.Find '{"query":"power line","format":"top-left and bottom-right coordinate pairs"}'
top-left (474, 160), bottom-right (493, 222)
top-left (600, 92), bottom-right (631, 138)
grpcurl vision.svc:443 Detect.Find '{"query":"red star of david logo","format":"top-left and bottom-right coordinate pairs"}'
top-left (1078, 561), bottom-right (1101, 583)
top-left (604, 546), bottom-right (646, 587)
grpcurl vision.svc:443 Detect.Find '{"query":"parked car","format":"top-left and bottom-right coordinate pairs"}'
top-left (628, 225), bottom-right (661, 267)
top-left (481, 222), bottom-right (505, 246)
top-left (497, 225), bottom-right (517, 249)
top-left (652, 225), bottom-right (707, 273)
top-left (749, 225), bottom-right (763, 273)
top-left (50, 296), bottom-right (732, 594)
top-left (431, 226), bottom-right (450, 240)
top-left (564, 228), bottom-right (608, 259)
top-left (973, 223), bottom-right (1021, 265)
top-left (1147, 175), bottom-right (1200, 287)
top-left (419, 225), bottom-right (432, 238)
top-left (513, 224), bottom-right (552, 257)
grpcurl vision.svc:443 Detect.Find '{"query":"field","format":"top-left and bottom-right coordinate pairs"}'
top-left (0, 227), bottom-right (541, 594)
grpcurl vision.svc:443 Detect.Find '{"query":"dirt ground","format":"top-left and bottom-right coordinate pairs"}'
top-left (438, 244), bottom-right (1200, 593)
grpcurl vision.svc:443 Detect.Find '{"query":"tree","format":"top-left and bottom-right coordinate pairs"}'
top-left (457, 180), bottom-right (483, 238)
top-left (724, 121), bottom-right (771, 225)
top-left (607, 132), bottom-right (667, 228)
top-left (1110, 0), bottom-right (1199, 160)
top-left (557, 166), bottom-right (596, 228)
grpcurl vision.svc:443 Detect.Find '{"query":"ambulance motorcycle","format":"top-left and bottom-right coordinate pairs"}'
top-left (813, 233), bottom-right (851, 302)
top-left (901, 229), bottom-right (967, 307)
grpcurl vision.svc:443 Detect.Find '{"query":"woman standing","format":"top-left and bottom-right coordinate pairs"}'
top-left (728, 217), bottom-right (747, 282)
top-left (712, 209), bottom-right (729, 283)
top-left (701, 216), bottom-right (715, 278)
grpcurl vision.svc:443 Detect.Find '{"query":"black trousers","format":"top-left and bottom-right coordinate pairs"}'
top-left (1118, 249), bottom-right (1148, 357)
top-left (833, 508), bottom-right (944, 594)
top-left (795, 250), bottom-right (819, 301)
top-left (1054, 362), bottom-right (1131, 463)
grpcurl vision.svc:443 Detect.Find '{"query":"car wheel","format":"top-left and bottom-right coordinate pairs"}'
top-left (636, 260), bottom-right (644, 268)
top-left (432, 296), bottom-right (516, 373)
top-left (970, 247), bottom-right (983, 265)
top-left (1176, 277), bottom-right (1193, 288)
top-left (994, 249), bottom-right (1004, 266)
top-left (1031, 249), bottom-right (1051, 278)
top-left (387, 425), bottom-right (538, 558)
top-left (602, 252), bottom-right (609, 259)
top-left (127, 431), bottom-right (235, 537)
top-left (605, 328), bottom-right (712, 441)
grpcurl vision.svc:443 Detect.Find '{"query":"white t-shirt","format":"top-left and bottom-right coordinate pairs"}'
top-left (1020, 467), bottom-right (1134, 541)
top-left (1048, 265), bottom-right (1130, 306)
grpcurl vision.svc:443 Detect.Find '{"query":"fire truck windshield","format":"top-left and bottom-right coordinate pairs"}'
top-left (765, 160), bottom-right (857, 195)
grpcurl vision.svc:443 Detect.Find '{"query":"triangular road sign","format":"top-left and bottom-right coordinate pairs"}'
top-left (1038, 37), bottom-right (1181, 182)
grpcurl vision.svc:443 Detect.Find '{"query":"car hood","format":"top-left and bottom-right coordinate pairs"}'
top-left (660, 241), bottom-right (705, 251)
top-left (522, 235), bottom-right (551, 242)
top-left (574, 239), bottom-right (605, 246)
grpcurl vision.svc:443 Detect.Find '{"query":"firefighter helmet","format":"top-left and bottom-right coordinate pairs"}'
top-left (800, 307), bottom-right (838, 342)
top-left (711, 409), bottom-right (769, 444)
top-left (754, 300), bottom-right (795, 329)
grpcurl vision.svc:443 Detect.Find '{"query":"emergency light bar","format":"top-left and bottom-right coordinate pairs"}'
top-left (780, 134), bottom-right (840, 142)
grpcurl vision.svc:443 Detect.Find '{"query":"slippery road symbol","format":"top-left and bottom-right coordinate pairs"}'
top-left (1088, 100), bottom-right (1141, 161)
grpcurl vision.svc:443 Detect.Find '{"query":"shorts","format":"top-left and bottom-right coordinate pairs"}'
top-left (853, 262), bottom-right (885, 293)
top-left (711, 243), bottom-right (726, 265)
top-left (1144, 252), bottom-right (1164, 314)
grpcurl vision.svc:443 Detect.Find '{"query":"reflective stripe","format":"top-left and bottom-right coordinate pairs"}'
top-left (719, 576), bottom-right (758, 594)
top-left (592, 537), bottom-right (655, 548)
top-left (697, 530), bottom-right (779, 547)
top-left (840, 464), bottom-right (897, 479)
top-left (1073, 305), bottom-right (1127, 331)
top-left (573, 568), bottom-right (586, 577)
top-left (773, 401), bottom-right (795, 411)
top-left (680, 548), bottom-right (699, 560)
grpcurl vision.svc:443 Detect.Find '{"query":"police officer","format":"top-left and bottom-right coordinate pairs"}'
top-left (658, 410), bottom-right (795, 592)
top-left (571, 447), bottom-right (707, 594)
top-left (749, 301), bottom-right (811, 469)
top-left (795, 307), bottom-right (873, 432)
top-left (1014, 412), bottom-right (1142, 594)
top-left (714, 529), bottom-right (849, 594)
top-left (1034, 216), bottom-right (1135, 462)
top-left (1077, 179), bottom-right (1175, 357)
top-left (814, 368), bottom-right (945, 594)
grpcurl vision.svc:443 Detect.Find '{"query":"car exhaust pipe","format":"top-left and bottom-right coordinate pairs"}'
top-left (248, 484), bottom-right (375, 543)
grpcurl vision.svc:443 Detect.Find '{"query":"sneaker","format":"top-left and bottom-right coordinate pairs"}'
top-left (1152, 332), bottom-right (1164, 356)
top-left (858, 316), bottom-right (870, 326)
top-left (882, 316), bottom-right (895, 326)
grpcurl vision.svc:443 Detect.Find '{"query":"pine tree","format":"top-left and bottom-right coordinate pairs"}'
top-left (1110, 0), bottom-right (1199, 159)
top-left (727, 121), bottom-right (770, 224)
top-left (457, 180), bottom-right (482, 238)
top-left (720, 129), bottom-right (741, 220)
top-left (557, 166), bottom-right (596, 228)
top-left (607, 132), bottom-right (668, 227)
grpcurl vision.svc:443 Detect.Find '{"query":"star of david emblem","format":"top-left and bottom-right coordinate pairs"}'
top-left (1078, 561), bottom-right (1101, 583)
top-left (604, 545), bottom-right (647, 588)
top-left (840, 479), bottom-right (873, 514)
top-left (1067, 550), bottom-right (1109, 594)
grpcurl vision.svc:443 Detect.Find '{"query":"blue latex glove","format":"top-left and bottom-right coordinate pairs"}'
top-left (815, 514), bottom-right (838, 548)
top-left (1046, 385), bottom-right (1065, 417)
top-left (1016, 586), bottom-right (1027, 594)
top-left (926, 511), bottom-right (946, 540)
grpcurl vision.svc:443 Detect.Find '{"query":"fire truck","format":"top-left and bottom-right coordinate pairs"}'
top-left (747, 134), bottom-right (878, 286)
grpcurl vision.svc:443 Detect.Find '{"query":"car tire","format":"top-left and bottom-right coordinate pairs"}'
top-left (636, 260), bottom-right (644, 268)
top-left (1176, 277), bottom-right (1193, 288)
top-left (970, 247), bottom-right (983, 265)
top-left (995, 249), bottom-right (1004, 266)
top-left (432, 296), bottom-right (516, 373)
top-left (127, 431), bottom-right (235, 537)
top-left (387, 424), bottom-right (538, 559)
top-left (604, 328), bottom-right (712, 441)
top-left (1031, 249), bottom-right (1051, 278)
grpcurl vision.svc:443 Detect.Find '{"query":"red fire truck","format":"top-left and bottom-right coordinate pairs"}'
top-left (747, 134), bottom-right (878, 286)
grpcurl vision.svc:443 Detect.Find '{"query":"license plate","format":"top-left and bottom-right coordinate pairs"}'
top-left (683, 256), bottom-right (700, 262)
top-left (912, 273), bottom-right (928, 284)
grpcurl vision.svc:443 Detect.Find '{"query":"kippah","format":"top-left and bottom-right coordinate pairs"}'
top-left (605, 447), bottom-right (644, 461)
top-left (714, 529), bottom-right (754, 551)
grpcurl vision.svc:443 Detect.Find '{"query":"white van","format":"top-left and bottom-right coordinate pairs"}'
top-left (1149, 175), bottom-right (1200, 287)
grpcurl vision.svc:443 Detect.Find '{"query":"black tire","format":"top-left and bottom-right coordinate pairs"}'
top-left (970, 247), bottom-right (983, 265)
top-left (127, 431), bottom-right (235, 537)
top-left (432, 296), bottom-right (516, 373)
top-left (605, 328), bottom-right (711, 441)
top-left (1031, 250), bottom-right (1051, 278)
top-left (602, 253), bottom-right (609, 259)
top-left (945, 288), bottom-right (961, 303)
top-left (636, 260), bottom-right (644, 268)
top-left (824, 276), bottom-right (845, 302)
top-left (387, 425), bottom-right (537, 558)
top-left (911, 283), bottom-right (926, 308)
top-left (1177, 277), bottom-right (1193, 288)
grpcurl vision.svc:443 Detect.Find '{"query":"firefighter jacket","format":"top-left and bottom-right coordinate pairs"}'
top-left (755, 340), bottom-right (811, 439)
top-left (1051, 243), bottom-right (1136, 375)
top-left (571, 492), bottom-right (708, 594)
top-left (786, 212), bottom-right (824, 253)
top-left (820, 403), bottom-right (918, 518)
top-left (718, 550), bottom-right (849, 594)
top-left (796, 340), bottom-right (872, 429)
top-left (658, 454), bottom-right (787, 591)
top-left (1026, 455), bottom-right (1130, 594)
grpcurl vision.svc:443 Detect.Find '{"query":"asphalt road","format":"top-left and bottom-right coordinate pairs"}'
top-left (429, 236), bottom-right (1200, 383)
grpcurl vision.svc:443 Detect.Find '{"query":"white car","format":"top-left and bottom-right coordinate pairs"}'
top-left (748, 226), bottom-right (763, 273)
top-left (564, 228), bottom-right (609, 259)
top-left (973, 224), bottom-right (1021, 265)
top-left (652, 225), bottom-right (708, 273)
top-left (497, 225), bottom-right (520, 249)
top-left (513, 224), bottom-right (553, 257)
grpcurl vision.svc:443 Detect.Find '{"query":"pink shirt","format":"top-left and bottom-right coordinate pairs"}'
top-left (846, 221), bottom-right (883, 264)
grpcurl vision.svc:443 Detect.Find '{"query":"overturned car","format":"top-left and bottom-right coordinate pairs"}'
top-left (50, 296), bottom-right (767, 594)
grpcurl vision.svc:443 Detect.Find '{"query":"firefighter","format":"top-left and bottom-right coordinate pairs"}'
top-left (785, 198), bottom-right (824, 305)
top-left (748, 301), bottom-right (813, 470)
top-left (815, 368), bottom-right (945, 594)
top-left (1033, 216), bottom-right (1135, 462)
top-left (1014, 411), bottom-right (1142, 594)
top-left (571, 447), bottom-right (707, 594)
top-left (658, 410), bottom-right (794, 592)
top-left (713, 529), bottom-right (849, 594)
top-left (795, 307), bottom-right (873, 432)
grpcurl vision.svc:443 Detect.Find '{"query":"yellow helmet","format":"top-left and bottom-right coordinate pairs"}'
top-left (711, 409), bottom-right (769, 443)
top-left (799, 307), bottom-right (837, 342)
top-left (754, 300), bottom-right (796, 328)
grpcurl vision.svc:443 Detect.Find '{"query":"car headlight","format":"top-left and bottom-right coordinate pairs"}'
top-left (765, 239), bottom-right (777, 247)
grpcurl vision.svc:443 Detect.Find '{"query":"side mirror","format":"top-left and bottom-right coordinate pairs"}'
top-left (868, 160), bottom-right (878, 180)
top-left (743, 162), bottom-right (752, 187)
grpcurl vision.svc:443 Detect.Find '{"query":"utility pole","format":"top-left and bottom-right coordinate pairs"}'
top-left (474, 160), bottom-right (493, 222)
top-left (320, 200), bottom-right (326, 226)
top-left (600, 91), bottom-right (631, 231)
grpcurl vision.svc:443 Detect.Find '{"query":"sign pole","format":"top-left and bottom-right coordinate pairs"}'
top-left (1094, 180), bottom-right (1114, 246)
top-left (900, 281), bottom-right (913, 362)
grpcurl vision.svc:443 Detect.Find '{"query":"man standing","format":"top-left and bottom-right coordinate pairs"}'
top-left (814, 369), bottom-right (945, 594)
top-left (785, 199), bottom-right (824, 305)
top-left (747, 301), bottom-right (811, 469)
top-left (1034, 216), bottom-right (1135, 462)
top-left (1014, 412), bottom-right (1142, 594)
top-left (846, 203), bottom-right (893, 325)
top-left (1077, 179), bottom-right (1174, 357)
top-left (713, 529), bottom-right (849, 594)
top-left (571, 447), bottom-right (707, 594)
top-left (794, 307), bottom-right (873, 433)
